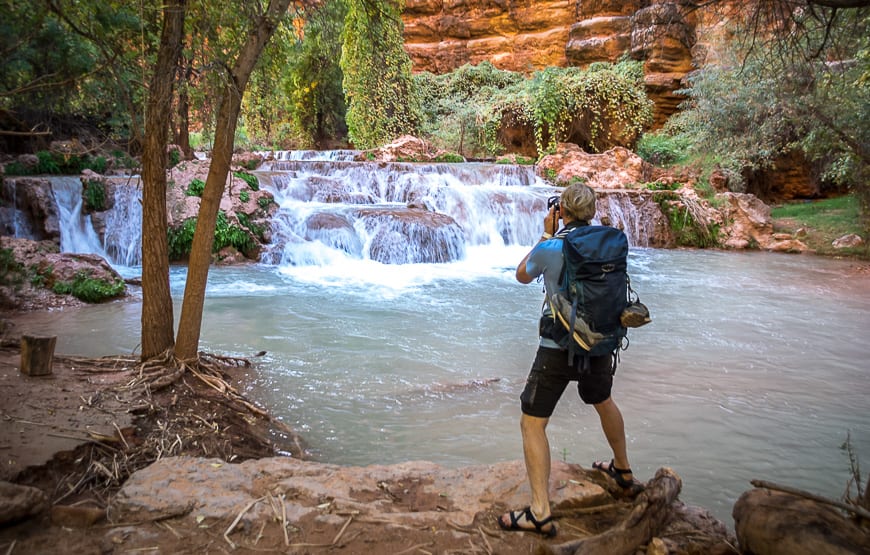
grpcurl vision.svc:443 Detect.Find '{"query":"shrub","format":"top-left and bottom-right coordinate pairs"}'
top-left (186, 178), bottom-right (205, 197)
top-left (433, 152), bottom-right (465, 163)
top-left (636, 132), bottom-right (692, 166)
top-left (168, 218), bottom-right (198, 259)
top-left (0, 248), bottom-right (24, 286)
top-left (83, 180), bottom-right (106, 211)
top-left (233, 171), bottom-right (259, 191)
top-left (239, 189), bottom-right (250, 202)
top-left (214, 211), bottom-right (255, 253)
top-left (52, 271), bottom-right (124, 303)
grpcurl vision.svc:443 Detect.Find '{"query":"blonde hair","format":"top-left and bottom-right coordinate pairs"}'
top-left (560, 182), bottom-right (596, 222)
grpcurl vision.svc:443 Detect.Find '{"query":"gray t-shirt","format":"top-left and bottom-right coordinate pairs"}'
top-left (524, 237), bottom-right (564, 349)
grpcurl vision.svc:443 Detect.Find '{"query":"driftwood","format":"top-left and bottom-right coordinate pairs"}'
top-left (734, 487), bottom-right (870, 555)
top-left (751, 479), bottom-right (870, 521)
top-left (542, 467), bottom-right (682, 555)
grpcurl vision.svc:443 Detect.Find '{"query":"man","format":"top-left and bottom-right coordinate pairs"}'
top-left (497, 182), bottom-right (640, 538)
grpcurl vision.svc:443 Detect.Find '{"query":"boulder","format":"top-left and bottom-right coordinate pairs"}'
top-left (0, 480), bottom-right (49, 525)
top-left (537, 143), bottom-right (651, 189)
top-left (353, 207), bottom-right (466, 264)
top-left (833, 233), bottom-right (864, 249)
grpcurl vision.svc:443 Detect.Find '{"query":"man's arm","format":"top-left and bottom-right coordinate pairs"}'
top-left (516, 205), bottom-right (560, 284)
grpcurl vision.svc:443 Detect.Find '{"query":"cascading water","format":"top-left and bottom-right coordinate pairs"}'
top-left (50, 176), bottom-right (107, 258)
top-left (258, 158), bottom-right (561, 268)
top-left (102, 179), bottom-right (143, 267)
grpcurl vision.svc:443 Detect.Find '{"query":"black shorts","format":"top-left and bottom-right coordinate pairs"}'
top-left (520, 346), bottom-right (616, 418)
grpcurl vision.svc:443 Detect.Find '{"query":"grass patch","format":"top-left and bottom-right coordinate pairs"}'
top-left (771, 195), bottom-right (868, 259)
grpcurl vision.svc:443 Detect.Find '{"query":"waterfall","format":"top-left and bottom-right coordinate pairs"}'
top-left (102, 179), bottom-right (143, 267)
top-left (50, 176), bottom-right (107, 258)
top-left (48, 176), bottom-right (142, 269)
top-left (258, 158), bottom-right (559, 267)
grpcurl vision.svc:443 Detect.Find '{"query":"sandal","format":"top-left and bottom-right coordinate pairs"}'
top-left (497, 506), bottom-right (557, 538)
top-left (592, 459), bottom-right (644, 494)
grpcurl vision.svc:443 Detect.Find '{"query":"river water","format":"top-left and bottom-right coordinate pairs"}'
top-left (12, 155), bottom-right (870, 525)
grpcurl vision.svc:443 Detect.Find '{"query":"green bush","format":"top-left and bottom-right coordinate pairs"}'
top-left (0, 248), bottom-right (24, 286)
top-left (168, 218), bottom-right (198, 259)
top-left (83, 180), bottom-right (106, 211)
top-left (239, 189), bottom-right (250, 202)
top-left (214, 211), bottom-right (255, 253)
top-left (636, 133), bottom-right (692, 166)
top-left (53, 271), bottom-right (124, 303)
top-left (186, 178), bottom-right (205, 197)
top-left (233, 171), bottom-right (259, 191)
top-left (257, 197), bottom-right (274, 211)
top-left (433, 152), bottom-right (465, 163)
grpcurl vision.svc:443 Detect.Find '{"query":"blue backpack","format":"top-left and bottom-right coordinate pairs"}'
top-left (549, 223), bottom-right (629, 360)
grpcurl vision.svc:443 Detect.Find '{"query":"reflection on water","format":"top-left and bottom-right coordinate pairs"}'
top-left (11, 249), bottom-right (870, 524)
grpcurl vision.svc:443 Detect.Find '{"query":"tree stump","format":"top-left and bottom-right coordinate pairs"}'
top-left (19, 335), bottom-right (57, 376)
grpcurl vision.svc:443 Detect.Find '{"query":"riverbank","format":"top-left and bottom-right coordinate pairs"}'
top-left (0, 338), bottom-right (737, 554)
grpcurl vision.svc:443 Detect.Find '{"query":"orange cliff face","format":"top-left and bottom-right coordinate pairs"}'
top-left (402, 0), bottom-right (737, 127)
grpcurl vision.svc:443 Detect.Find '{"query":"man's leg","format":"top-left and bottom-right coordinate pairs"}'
top-left (521, 413), bottom-right (552, 519)
top-left (593, 396), bottom-right (632, 479)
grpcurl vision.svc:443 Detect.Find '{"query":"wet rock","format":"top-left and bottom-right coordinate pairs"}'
top-left (0, 480), bottom-right (48, 524)
top-left (354, 207), bottom-right (465, 263)
top-left (833, 233), bottom-right (864, 249)
top-left (355, 135), bottom-right (455, 163)
top-left (0, 177), bottom-right (59, 241)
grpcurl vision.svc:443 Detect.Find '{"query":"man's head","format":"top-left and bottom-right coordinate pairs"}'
top-left (559, 182), bottom-right (596, 223)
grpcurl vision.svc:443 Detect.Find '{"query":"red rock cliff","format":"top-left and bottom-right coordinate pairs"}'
top-left (402, 0), bottom-right (732, 126)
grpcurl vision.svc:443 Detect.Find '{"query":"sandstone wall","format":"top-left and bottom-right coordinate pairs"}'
top-left (403, 0), bottom-right (737, 127)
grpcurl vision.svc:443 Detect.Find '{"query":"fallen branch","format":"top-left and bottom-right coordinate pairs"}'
top-left (544, 467), bottom-right (682, 555)
top-left (751, 479), bottom-right (870, 521)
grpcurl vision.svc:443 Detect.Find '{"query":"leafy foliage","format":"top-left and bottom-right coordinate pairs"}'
top-left (83, 180), bottom-right (106, 211)
top-left (214, 211), bottom-right (255, 253)
top-left (415, 61), bottom-right (652, 158)
top-left (233, 171), bottom-right (259, 191)
top-left (276, 0), bottom-right (348, 148)
top-left (340, 0), bottom-right (420, 148)
top-left (415, 62), bottom-right (522, 158)
top-left (167, 218), bottom-right (198, 260)
top-left (186, 178), bottom-right (205, 197)
top-left (667, 7), bottom-right (869, 228)
top-left (52, 271), bottom-right (125, 302)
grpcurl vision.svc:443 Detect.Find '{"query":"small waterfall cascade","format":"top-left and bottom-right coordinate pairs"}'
top-left (50, 176), bottom-right (107, 258)
top-left (47, 176), bottom-right (142, 269)
top-left (258, 155), bottom-right (559, 266)
top-left (102, 179), bottom-right (143, 267)
top-left (0, 180), bottom-right (37, 239)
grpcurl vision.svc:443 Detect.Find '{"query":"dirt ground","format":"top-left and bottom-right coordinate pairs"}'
top-left (0, 333), bottom-right (597, 555)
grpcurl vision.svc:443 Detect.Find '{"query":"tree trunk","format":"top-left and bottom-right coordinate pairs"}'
top-left (140, 0), bottom-right (187, 361)
top-left (174, 0), bottom-right (295, 361)
top-left (544, 467), bottom-right (682, 555)
top-left (174, 56), bottom-right (194, 160)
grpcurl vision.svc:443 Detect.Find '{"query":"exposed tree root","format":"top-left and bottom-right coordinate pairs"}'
top-left (541, 467), bottom-right (682, 555)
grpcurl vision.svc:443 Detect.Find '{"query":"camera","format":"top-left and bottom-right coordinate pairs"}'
top-left (547, 195), bottom-right (560, 211)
